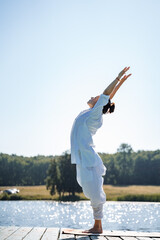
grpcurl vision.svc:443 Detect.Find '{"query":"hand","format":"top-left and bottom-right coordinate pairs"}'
top-left (120, 73), bottom-right (132, 83)
top-left (118, 66), bottom-right (131, 80)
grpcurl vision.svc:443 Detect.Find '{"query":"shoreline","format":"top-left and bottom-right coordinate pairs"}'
top-left (1, 199), bottom-right (160, 204)
top-left (1, 185), bottom-right (160, 202)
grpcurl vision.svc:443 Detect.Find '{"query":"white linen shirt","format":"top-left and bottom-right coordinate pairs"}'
top-left (70, 94), bottom-right (110, 168)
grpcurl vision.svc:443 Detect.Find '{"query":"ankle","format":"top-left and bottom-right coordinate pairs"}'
top-left (94, 220), bottom-right (102, 229)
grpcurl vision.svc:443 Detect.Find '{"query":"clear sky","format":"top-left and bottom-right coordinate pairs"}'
top-left (0, 0), bottom-right (160, 157)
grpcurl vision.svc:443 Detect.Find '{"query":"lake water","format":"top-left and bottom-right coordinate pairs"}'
top-left (0, 201), bottom-right (160, 232)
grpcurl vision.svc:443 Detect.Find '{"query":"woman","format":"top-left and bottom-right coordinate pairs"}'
top-left (70, 67), bottom-right (131, 233)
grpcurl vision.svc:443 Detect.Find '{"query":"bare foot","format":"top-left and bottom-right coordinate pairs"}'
top-left (82, 227), bottom-right (102, 234)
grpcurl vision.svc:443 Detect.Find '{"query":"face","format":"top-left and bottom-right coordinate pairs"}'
top-left (87, 96), bottom-right (100, 108)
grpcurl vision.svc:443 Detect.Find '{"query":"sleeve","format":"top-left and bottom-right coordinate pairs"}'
top-left (89, 94), bottom-right (110, 119)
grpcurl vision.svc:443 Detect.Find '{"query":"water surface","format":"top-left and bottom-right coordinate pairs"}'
top-left (0, 201), bottom-right (160, 232)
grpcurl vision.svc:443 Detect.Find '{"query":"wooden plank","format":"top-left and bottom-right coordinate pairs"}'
top-left (151, 232), bottom-right (160, 239)
top-left (103, 231), bottom-right (160, 238)
top-left (62, 229), bottom-right (113, 236)
top-left (136, 237), bottom-right (152, 240)
top-left (0, 227), bottom-right (160, 240)
top-left (136, 237), bottom-right (160, 240)
top-left (105, 237), bottom-right (125, 240)
top-left (121, 237), bottom-right (140, 240)
top-left (5, 227), bottom-right (32, 240)
top-left (62, 230), bottom-right (89, 240)
top-left (41, 227), bottom-right (60, 240)
top-left (90, 235), bottom-right (107, 240)
top-left (23, 227), bottom-right (46, 240)
top-left (0, 227), bottom-right (19, 240)
top-left (59, 234), bottom-right (75, 240)
top-left (130, 232), bottom-right (160, 238)
top-left (62, 229), bottom-right (160, 238)
top-left (75, 236), bottom-right (90, 240)
top-left (59, 229), bottom-right (75, 240)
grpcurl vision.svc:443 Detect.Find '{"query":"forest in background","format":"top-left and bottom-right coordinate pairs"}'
top-left (0, 144), bottom-right (160, 195)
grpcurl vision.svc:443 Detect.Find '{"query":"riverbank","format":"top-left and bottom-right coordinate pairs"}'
top-left (0, 185), bottom-right (160, 201)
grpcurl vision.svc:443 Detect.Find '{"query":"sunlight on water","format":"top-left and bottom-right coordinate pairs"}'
top-left (0, 201), bottom-right (160, 231)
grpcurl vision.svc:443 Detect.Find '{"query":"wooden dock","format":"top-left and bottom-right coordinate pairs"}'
top-left (0, 227), bottom-right (160, 240)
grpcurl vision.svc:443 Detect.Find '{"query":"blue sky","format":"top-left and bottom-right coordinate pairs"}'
top-left (0, 0), bottom-right (160, 156)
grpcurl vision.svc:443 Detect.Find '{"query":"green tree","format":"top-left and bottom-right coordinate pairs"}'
top-left (115, 143), bottom-right (133, 185)
top-left (46, 153), bottom-right (82, 197)
top-left (46, 158), bottom-right (58, 195)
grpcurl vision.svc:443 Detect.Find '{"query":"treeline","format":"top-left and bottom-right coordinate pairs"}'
top-left (0, 153), bottom-right (51, 186)
top-left (101, 144), bottom-right (160, 185)
top-left (0, 144), bottom-right (160, 190)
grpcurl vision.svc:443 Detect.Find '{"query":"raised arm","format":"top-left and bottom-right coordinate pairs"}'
top-left (110, 72), bottom-right (132, 99)
top-left (103, 67), bottom-right (131, 97)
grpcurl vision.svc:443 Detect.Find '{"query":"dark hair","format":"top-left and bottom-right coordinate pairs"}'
top-left (102, 99), bottom-right (115, 114)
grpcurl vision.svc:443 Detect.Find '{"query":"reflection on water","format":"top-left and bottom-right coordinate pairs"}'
top-left (0, 201), bottom-right (160, 232)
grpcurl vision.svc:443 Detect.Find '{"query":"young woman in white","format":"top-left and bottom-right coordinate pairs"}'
top-left (71, 67), bottom-right (131, 233)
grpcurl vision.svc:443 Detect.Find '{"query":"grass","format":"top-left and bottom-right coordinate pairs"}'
top-left (0, 185), bottom-right (160, 201)
top-left (103, 185), bottom-right (160, 201)
top-left (117, 194), bottom-right (160, 202)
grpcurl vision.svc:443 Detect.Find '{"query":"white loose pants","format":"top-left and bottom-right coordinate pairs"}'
top-left (76, 163), bottom-right (106, 220)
